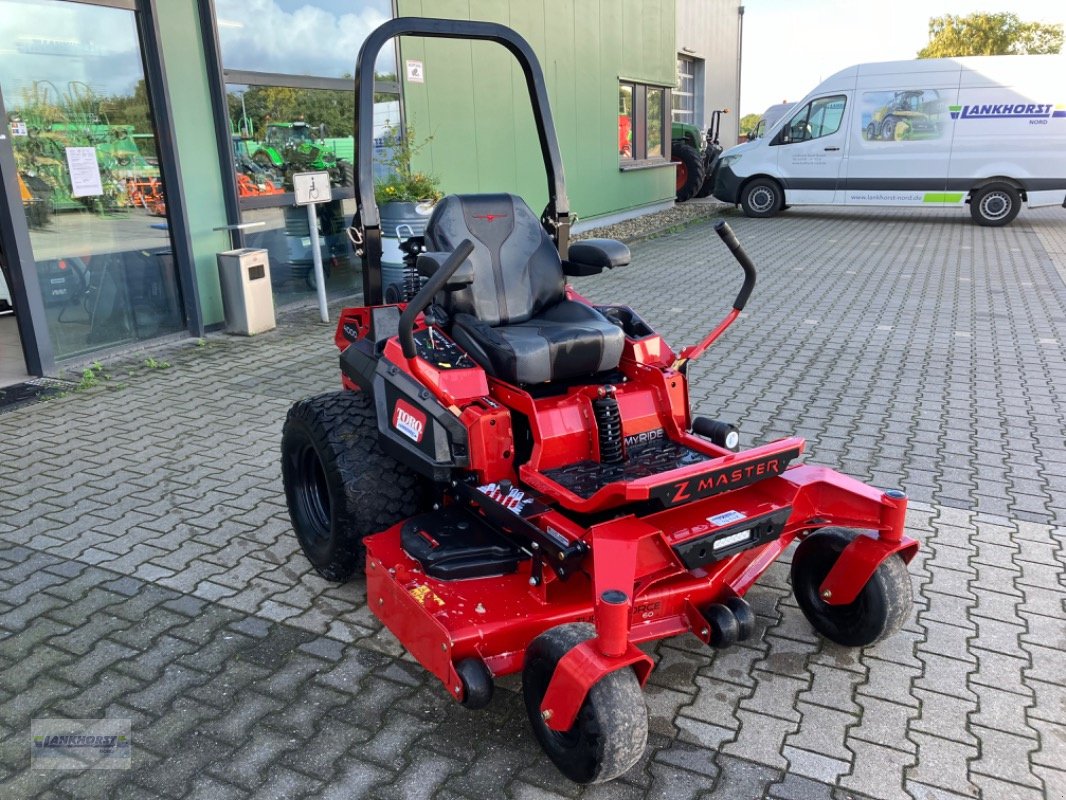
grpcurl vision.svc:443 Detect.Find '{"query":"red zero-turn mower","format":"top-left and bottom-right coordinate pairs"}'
top-left (281, 18), bottom-right (918, 784)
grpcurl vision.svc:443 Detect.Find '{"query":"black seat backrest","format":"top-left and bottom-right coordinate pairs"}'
top-left (423, 194), bottom-right (565, 326)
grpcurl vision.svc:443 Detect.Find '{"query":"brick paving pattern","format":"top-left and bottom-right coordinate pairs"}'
top-left (0, 205), bottom-right (1064, 799)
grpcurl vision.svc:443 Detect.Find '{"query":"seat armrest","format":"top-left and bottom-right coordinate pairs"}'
top-left (563, 238), bottom-right (631, 276)
top-left (417, 251), bottom-right (474, 288)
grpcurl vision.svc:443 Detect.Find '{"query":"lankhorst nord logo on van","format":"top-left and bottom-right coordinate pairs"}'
top-left (949, 102), bottom-right (1066, 120)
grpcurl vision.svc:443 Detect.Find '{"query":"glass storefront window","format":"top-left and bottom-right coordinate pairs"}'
top-left (214, 0), bottom-right (394, 79)
top-left (0, 0), bottom-right (184, 360)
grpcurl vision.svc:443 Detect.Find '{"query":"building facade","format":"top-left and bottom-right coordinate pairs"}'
top-left (0, 0), bottom-right (740, 383)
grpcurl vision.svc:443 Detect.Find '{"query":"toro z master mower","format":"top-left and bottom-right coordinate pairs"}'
top-left (281, 18), bottom-right (917, 784)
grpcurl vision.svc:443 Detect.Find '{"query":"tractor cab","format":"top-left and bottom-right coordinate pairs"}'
top-left (264, 121), bottom-right (318, 148)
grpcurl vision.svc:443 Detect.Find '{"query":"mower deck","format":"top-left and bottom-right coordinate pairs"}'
top-left (364, 459), bottom-right (917, 703)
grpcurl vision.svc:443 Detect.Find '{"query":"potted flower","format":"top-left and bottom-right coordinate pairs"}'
top-left (375, 125), bottom-right (443, 291)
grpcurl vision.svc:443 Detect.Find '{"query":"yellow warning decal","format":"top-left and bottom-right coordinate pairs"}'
top-left (409, 584), bottom-right (445, 608)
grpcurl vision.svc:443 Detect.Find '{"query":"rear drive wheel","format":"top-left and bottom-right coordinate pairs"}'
top-left (791, 528), bottom-right (912, 647)
top-left (281, 391), bottom-right (430, 581)
top-left (523, 623), bottom-right (648, 784)
top-left (970, 184), bottom-right (1020, 227)
top-left (740, 178), bottom-right (784, 218)
top-left (672, 143), bottom-right (705, 202)
top-left (694, 150), bottom-right (720, 198)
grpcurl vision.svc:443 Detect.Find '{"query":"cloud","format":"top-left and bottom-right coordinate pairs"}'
top-left (214, 0), bottom-right (395, 78)
top-left (0, 0), bottom-right (145, 101)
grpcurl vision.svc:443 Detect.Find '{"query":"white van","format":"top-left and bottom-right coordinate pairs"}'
top-left (713, 55), bottom-right (1066, 226)
top-left (746, 102), bottom-right (795, 142)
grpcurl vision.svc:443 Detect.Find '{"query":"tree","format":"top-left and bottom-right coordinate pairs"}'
top-left (918, 12), bottom-right (1062, 58)
top-left (738, 113), bottom-right (761, 136)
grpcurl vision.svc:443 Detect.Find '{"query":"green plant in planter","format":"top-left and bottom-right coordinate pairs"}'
top-left (374, 125), bottom-right (443, 206)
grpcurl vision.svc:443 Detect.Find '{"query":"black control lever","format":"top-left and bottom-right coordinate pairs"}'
top-left (398, 239), bottom-right (475, 359)
top-left (714, 220), bottom-right (757, 311)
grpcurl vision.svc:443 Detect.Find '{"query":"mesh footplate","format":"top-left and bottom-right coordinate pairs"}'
top-left (542, 438), bottom-right (710, 500)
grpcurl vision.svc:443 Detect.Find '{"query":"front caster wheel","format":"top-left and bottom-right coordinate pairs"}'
top-left (456, 658), bottom-right (494, 710)
top-left (791, 528), bottom-right (912, 647)
top-left (522, 623), bottom-right (648, 784)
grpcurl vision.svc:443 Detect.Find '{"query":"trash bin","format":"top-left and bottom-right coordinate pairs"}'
top-left (217, 248), bottom-right (275, 335)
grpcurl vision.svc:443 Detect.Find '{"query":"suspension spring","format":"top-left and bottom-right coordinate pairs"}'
top-left (401, 262), bottom-right (424, 302)
top-left (593, 391), bottom-right (624, 464)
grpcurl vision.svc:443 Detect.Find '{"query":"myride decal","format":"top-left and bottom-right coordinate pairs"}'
top-left (652, 447), bottom-right (801, 507)
top-left (392, 399), bottom-right (427, 443)
top-left (949, 102), bottom-right (1066, 122)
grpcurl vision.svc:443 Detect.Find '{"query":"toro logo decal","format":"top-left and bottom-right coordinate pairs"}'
top-left (652, 447), bottom-right (801, 507)
top-left (473, 212), bottom-right (509, 222)
top-left (949, 102), bottom-right (1066, 120)
top-left (392, 399), bottom-right (427, 443)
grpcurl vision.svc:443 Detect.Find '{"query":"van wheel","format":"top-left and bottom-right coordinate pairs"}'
top-left (740, 179), bottom-right (783, 218)
top-left (970, 184), bottom-right (1020, 227)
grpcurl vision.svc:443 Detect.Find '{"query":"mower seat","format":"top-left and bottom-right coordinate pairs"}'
top-left (424, 193), bottom-right (624, 385)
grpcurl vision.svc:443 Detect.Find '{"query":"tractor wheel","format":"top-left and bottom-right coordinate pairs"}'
top-left (970, 184), bottom-right (1021, 227)
top-left (865, 122), bottom-right (877, 140)
top-left (305, 259), bottom-right (332, 290)
top-left (880, 116), bottom-right (897, 141)
top-left (339, 160), bottom-right (355, 188)
top-left (672, 143), bottom-right (705, 203)
top-left (281, 391), bottom-right (431, 582)
top-left (791, 528), bottom-right (912, 647)
top-left (694, 164), bottom-right (717, 198)
top-left (522, 623), bottom-right (647, 784)
top-left (740, 178), bottom-right (783, 218)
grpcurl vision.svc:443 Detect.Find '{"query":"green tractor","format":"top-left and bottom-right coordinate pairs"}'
top-left (866, 90), bottom-right (942, 141)
top-left (671, 109), bottom-right (728, 202)
top-left (251, 121), bottom-right (352, 188)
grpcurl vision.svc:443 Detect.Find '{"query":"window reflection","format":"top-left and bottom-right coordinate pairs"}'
top-left (240, 200), bottom-right (360, 307)
top-left (214, 0), bottom-right (395, 78)
top-left (647, 88), bottom-right (663, 158)
top-left (619, 83), bottom-right (634, 159)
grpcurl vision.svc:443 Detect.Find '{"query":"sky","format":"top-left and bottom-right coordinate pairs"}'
top-left (2, 1), bottom-right (1062, 118)
top-left (740, 0), bottom-right (1066, 116)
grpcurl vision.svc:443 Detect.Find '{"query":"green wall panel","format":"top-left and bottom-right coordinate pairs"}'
top-left (396, 0), bottom-right (676, 223)
top-left (155, 0), bottom-right (229, 326)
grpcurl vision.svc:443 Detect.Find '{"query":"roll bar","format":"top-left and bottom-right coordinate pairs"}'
top-left (353, 17), bottom-right (571, 305)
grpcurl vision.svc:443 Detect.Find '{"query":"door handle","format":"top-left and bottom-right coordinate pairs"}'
top-left (824, 146), bottom-right (840, 151)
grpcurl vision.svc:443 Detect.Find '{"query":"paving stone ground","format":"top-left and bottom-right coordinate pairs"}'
top-left (0, 205), bottom-right (1064, 799)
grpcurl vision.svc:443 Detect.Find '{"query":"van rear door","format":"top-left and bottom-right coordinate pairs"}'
top-left (771, 94), bottom-right (850, 204)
